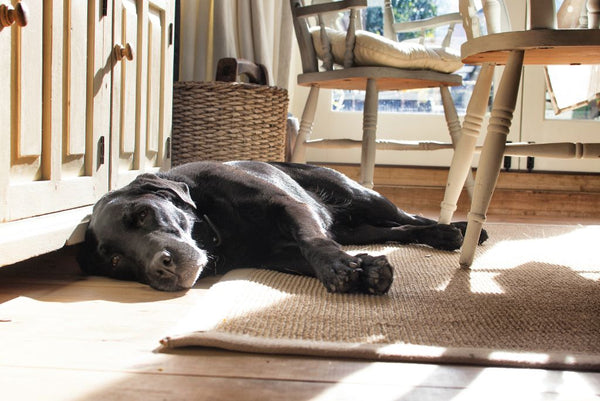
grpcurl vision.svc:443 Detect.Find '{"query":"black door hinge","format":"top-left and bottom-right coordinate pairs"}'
top-left (527, 156), bottom-right (535, 172)
top-left (526, 141), bottom-right (535, 172)
top-left (102, 0), bottom-right (108, 17)
top-left (503, 141), bottom-right (512, 171)
top-left (165, 137), bottom-right (172, 159)
top-left (98, 136), bottom-right (105, 166)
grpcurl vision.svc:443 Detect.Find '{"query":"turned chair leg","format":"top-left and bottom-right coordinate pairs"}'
top-left (460, 51), bottom-right (524, 268)
top-left (291, 86), bottom-right (320, 163)
top-left (440, 86), bottom-right (477, 201)
top-left (439, 63), bottom-right (495, 225)
top-left (360, 78), bottom-right (379, 188)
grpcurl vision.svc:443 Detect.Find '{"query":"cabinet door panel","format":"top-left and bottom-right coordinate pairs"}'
top-left (145, 1), bottom-right (172, 168)
top-left (66, 0), bottom-right (88, 157)
top-left (120, 0), bottom-right (138, 155)
top-left (0, 2), bottom-right (13, 221)
top-left (150, 0), bottom-right (174, 172)
top-left (1, 0), bottom-right (45, 222)
top-left (17, 0), bottom-right (43, 158)
top-left (146, 6), bottom-right (162, 155)
top-left (0, 0), bottom-right (109, 223)
top-left (112, 0), bottom-right (141, 188)
top-left (111, 0), bottom-right (173, 189)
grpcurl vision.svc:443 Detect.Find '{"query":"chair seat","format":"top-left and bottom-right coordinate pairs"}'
top-left (462, 28), bottom-right (600, 65)
top-left (311, 27), bottom-right (464, 73)
top-left (297, 66), bottom-right (462, 91)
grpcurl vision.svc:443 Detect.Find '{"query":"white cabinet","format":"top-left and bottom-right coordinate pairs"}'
top-left (0, 0), bottom-right (175, 266)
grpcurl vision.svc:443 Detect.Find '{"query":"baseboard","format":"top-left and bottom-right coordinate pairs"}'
top-left (0, 206), bottom-right (91, 267)
top-left (319, 163), bottom-right (600, 221)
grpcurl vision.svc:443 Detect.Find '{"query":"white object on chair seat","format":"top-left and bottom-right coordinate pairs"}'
top-left (311, 27), bottom-right (463, 73)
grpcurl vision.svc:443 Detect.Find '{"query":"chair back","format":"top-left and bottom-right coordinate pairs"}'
top-left (459, 0), bottom-right (510, 39)
top-left (382, 0), bottom-right (463, 47)
top-left (290, 0), bottom-right (367, 74)
top-left (291, 0), bottom-right (474, 76)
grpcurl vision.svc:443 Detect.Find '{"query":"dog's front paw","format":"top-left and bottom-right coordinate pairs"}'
top-left (317, 253), bottom-right (362, 293)
top-left (355, 254), bottom-right (393, 295)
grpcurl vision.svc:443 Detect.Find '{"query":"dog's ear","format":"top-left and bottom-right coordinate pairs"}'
top-left (76, 229), bottom-right (101, 275)
top-left (132, 173), bottom-right (197, 210)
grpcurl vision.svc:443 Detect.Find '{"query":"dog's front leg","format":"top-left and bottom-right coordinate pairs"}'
top-left (278, 203), bottom-right (392, 294)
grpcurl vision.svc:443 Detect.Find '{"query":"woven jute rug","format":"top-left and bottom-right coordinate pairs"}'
top-left (160, 223), bottom-right (600, 371)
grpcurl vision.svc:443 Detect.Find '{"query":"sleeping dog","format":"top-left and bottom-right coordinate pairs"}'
top-left (78, 161), bottom-right (487, 295)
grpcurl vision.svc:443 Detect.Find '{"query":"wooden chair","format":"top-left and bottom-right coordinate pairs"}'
top-left (439, 0), bottom-right (600, 268)
top-left (289, 0), bottom-right (467, 189)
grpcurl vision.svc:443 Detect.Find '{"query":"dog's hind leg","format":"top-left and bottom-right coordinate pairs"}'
top-left (332, 223), bottom-right (464, 251)
top-left (337, 194), bottom-right (488, 246)
top-left (332, 185), bottom-right (488, 245)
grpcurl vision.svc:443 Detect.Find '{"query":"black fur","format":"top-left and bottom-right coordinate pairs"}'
top-left (77, 161), bottom-right (487, 294)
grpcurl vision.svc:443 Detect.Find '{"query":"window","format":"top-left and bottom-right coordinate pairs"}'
top-left (332, 0), bottom-right (481, 115)
top-left (294, 0), bottom-right (600, 172)
top-left (543, 0), bottom-right (600, 121)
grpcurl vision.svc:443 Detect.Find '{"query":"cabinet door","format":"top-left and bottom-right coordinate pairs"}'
top-left (0, 0), bottom-right (108, 223)
top-left (111, 0), bottom-right (174, 189)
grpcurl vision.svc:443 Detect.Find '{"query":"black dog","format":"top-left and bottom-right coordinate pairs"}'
top-left (78, 161), bottom-right (487, 295)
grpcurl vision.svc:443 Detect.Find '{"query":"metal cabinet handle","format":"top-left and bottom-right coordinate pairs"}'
top-left (0, 2), bottom-right (29, 29)
top-left (114, 43), bottom-right (134, 61)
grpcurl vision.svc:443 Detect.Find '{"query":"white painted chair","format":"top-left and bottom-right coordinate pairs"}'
top-left (440, 0), bottom-right (600, 268)
top-left (289, 0), bottom-right (468, 189)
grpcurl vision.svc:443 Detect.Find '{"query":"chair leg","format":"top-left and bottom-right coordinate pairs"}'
top-left (460, 51), bottom-right (524, 268)
top-left (440, 86), bottom-right (476, 200)
top-left (439, 63), bottom-right (495, 225)
top-left (291, 86), bottom-right (320, 163)
top-left (360, 78), bottom-right (379, 188)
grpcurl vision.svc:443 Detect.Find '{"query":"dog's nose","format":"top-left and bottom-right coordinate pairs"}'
top-left (158, 250), bottom-right (173, 267)
top-left (150, 250), bottom-right (176, 277)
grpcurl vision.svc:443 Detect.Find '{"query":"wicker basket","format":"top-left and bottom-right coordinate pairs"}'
top-left (171, 81), bottom-right (289, 165)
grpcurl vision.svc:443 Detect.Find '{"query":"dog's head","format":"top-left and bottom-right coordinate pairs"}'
top-left (77, 173), bottom-right (208, 291)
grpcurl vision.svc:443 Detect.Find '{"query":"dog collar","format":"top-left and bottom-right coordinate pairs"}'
top-left (201, 214), bottom-right (222, 247)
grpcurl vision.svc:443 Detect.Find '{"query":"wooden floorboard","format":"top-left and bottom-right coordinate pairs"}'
top-left (1, 366), bottom-right (473, 401)
top-left (2, 223), bottom-right (600, 400)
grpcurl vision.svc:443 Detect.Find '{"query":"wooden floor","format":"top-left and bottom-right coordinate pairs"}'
top-left (2, 216), bottom-right (600, 400)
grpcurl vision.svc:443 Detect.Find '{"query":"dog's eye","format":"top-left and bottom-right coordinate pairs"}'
top-left (111, 255), bottom-right (121, 268)
top-left (137, 208), bottom-right (149, 225)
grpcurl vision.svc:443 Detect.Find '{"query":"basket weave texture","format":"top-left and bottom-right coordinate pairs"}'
top-left (172, 81), bottom-right (288, 165)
